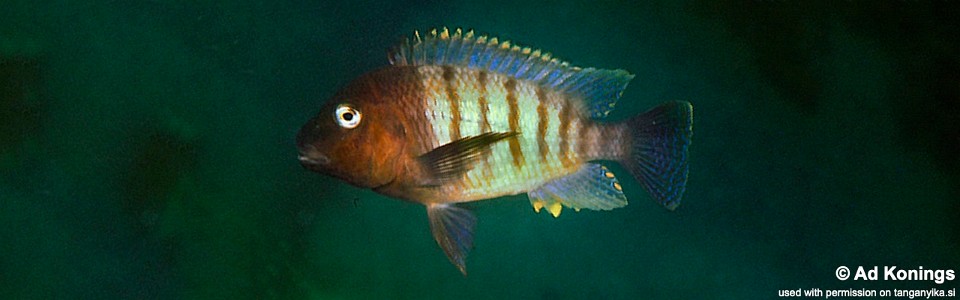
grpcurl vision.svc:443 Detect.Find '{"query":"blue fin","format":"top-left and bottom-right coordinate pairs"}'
top-left (389, 27), bottom-right (635, 119)
top-left (527, 163), bottom-right (628, 218)
top-left (426, 203), bottom-right (476, 275)
top-left (621, 101), bottom-right (693, 210)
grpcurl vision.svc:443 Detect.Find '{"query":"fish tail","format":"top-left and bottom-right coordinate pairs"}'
top-left (619, 101), bottom-right (693, 210)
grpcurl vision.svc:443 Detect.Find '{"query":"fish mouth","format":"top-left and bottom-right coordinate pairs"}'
top-left (297, 144), bottom-right (331, 170)
top-left (298, 153), bottom-right (330, 165)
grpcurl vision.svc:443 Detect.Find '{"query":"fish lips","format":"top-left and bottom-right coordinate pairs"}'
top-left (297, 144), bottom-right (331, 171)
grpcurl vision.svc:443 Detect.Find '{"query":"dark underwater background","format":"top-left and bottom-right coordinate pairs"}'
top-left (2, 1), bottom-right (958, 299)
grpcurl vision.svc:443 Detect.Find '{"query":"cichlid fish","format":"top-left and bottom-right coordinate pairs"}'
top-left (296, 27), bottom-right (693, 274)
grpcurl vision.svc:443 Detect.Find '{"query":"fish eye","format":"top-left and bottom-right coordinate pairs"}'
top-left (334, 104), bottom-right (362, 129)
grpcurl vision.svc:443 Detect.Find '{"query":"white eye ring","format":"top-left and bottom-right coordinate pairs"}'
top-left (334, 104), bottom-right (361, 129)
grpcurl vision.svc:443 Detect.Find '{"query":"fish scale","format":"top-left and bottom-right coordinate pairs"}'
top-left (417, 65), bottom-right (586, 201)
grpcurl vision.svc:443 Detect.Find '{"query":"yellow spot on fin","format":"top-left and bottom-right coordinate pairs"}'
top-left (527, 163), bottom-right (629, 216)
top-left (532, 200), bottom-right (544, 213)
top-left (547, 202), bottom-right (562, 218)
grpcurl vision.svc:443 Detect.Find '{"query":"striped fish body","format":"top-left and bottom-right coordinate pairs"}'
top-left (411, 65), bottom-right (624, 203)
top-left (296, 28), bottom-right (693, 275)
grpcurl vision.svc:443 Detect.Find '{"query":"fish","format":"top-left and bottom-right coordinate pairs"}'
top-left (296, 27), bottom-right (693, 275)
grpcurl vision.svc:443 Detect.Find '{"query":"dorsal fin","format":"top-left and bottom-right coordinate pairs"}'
top-left (389, 27), bottom-right (635, 119)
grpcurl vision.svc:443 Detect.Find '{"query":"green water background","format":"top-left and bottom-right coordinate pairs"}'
top-left (2, 1), bottom-right (958, 299)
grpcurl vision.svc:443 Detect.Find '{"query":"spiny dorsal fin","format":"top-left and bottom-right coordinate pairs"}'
top-left (388, 27), bottom-right (569, 69)
top-left (389, 27), bottom-right (635, 119)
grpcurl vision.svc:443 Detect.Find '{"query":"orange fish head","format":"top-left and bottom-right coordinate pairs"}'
top-left (296, 80), bottom-right (407, 189)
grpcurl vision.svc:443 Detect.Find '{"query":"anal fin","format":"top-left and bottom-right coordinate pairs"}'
top-left (528, 163), bottom-right (628, 218)
top-left (426, 203), bottom-right (477, 275)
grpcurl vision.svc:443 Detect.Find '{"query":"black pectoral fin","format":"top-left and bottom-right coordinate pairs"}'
top-left (426, 203), bottom-right (477, 275)
top-left (418, 132), bottom-right (517, 184)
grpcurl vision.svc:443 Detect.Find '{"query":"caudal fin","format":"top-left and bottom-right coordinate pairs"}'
top-left (621, 101), bottom-right (693, 210)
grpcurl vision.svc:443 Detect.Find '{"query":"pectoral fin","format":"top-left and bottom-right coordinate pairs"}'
top-left (528, 163), bottom-right (629, 218)
top-left (426, 203), bottom-right (477, 275)
top-left (418, 132), bottom-right (517, 185)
